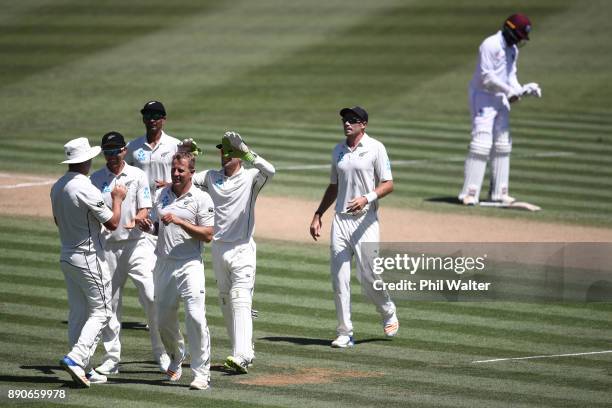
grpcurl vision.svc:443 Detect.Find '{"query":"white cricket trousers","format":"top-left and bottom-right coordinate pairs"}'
top-left (154, 256), bottom-right (210, 379)
top-left (212, 239), bottom-right (256, 361)
top-left (100, 238), bottom-right (164, 365)
top-left (460, 88), bottom-right (512, 202)
top-left (330, 211), bottom-right (396, 336)
top-left (61, 252), bottom-right (112, 369)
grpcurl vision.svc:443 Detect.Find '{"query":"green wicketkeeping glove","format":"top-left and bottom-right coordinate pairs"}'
top-left (178, 138), bottom-right (203, 156)
top-left (223, 131), bottom-right (255, 162)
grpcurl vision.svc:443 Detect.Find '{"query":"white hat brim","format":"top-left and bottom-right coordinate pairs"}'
top-left (61, 146), bottom-right (101, 164)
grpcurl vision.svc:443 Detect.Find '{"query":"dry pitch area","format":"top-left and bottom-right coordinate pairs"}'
top-left (2, 172), bottom-right (612, 243)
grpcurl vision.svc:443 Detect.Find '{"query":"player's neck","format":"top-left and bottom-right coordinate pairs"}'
top-left (146, 129), bottom-right (163, 146)
top-left (223, 161), bottom-right (242, 177)
top-left (106, 161), bottom-right (125, 176)
top-left (346, 132), bottom-right (365, 149)
top-left (172, 180), bottom-right (192, 197)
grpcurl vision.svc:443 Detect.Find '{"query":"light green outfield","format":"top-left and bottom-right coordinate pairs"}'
top-left (0, 216), bottom-right (611, 407)
top-left (1, 0), bottom-right (612, 225)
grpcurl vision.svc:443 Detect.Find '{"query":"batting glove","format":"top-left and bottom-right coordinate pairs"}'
top-left (223, 131), bottom-right (255, 162)
top-left (521, 82), bottom-right (542, 98)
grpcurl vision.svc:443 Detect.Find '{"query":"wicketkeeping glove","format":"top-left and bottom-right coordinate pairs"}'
top-left (178, 138), bottom-right (203, 156)
top-left (521, 82), bottom-right (542, 98)
top-left (223, 131), bottom-right (255, 162)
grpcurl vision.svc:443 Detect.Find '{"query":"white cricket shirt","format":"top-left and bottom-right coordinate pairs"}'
top-left (192, 154), bottom-right (274, 243)
top-left (90, 163), bottom-right (152, 242)
top-left (126, 131), bottom-right (180, 192)
top-left (330, 133), bottom-right (392, 214)
top-left (154, 184), bottom-right (214, 260)
top-left (470, 31), bottom-right (521, 96)
top-left (50, 172), bottom-right (113, 266)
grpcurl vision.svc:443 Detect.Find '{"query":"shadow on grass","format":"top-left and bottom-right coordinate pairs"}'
top-left (425, 196), bottom-right (462, 205)
top-left (260, 336), bottom-right (391, 346)
top-left (61, 321), bottom-right (149, 330)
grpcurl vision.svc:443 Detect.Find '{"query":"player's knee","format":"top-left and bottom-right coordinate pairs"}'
top-left (469, 138), bottom-right (492, 156)
top-left (230, 288), bottom-right (252, 308)
top-left (493, 131), bottom-right (512, 153)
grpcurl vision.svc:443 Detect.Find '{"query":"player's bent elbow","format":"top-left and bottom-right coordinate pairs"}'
top-left (103, 220), bottom-right (119, 231)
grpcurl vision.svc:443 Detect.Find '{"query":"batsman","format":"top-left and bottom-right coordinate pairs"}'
top-left (193, 131), bottom-right (275, 374)
top-left (459, 13), bottom-right (542, 205)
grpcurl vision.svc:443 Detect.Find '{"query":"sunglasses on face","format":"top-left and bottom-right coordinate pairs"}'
top-left (143, 112), bottom-right (165, 121)
top-left (342, 116), bottom-right (362, 124)
top-left (103, 147), bottom-right (124, 156)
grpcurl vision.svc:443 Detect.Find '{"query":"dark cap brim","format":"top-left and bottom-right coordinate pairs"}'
top-left (339, 107), bottom-right (368, 122)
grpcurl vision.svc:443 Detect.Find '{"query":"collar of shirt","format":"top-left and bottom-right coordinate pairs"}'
top-left (102, 163), bottom-right (128, 179)
top-left (167, 183), bottom-right (198, 201)
top-left (144, 130), bottom-right (170, 151)
top-left (343, 133), bottom-right (371, 152)
top-left (221, 166), bottom-right (244, 180)
top-left (496, 30), bottom-right (514, 50)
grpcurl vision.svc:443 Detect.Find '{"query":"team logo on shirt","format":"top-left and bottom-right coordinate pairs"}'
top-left (386, 160), bottom-right (391, 170)
top-left (208, 207), bottom-right (214, 213)
top-left (102, 182), bottom-right (111, 193)
top-left (96, 201), bottom-right (105, 207)
top-left (359, 151), bottom-right (368, 158)
top-left (137, 149), bottom-right (148, 162)
top-left (143, 187), bottom-right (151, 199)
top-left (161, 194), bottom-right (170, 208)
top-left (161, 152), bottom-right (170, 159)
top-left (214, 177), bottom-right (224, 186)
top-left (337, 152), bottom-right (345, 163)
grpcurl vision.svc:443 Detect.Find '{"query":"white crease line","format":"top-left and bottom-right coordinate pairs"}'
top-left (0, 180), bottom-right (55, 189)
top-left (472, 350), bottom-right (612, 363)
top-left (277, 151), bottom-right (575, 171)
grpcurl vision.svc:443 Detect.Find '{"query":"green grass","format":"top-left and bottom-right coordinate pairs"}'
top-left (0, 215), bottom-right (611, 407)
top-left (1, 0), bottom-right (612, 226)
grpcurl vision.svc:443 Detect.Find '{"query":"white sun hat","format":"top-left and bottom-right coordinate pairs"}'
top-left (61, 137), bottom-right (101, 164)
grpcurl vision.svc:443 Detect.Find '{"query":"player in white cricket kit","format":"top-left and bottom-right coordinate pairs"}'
top-left (51, 137), bottom-right (126, 387)
top-left (459, 13), bottom-right (542, 205)
top-left (90, 132), bottom-right (166, 375)
top-left (139, 152), bottom-right (214, 391)
top-left (310, 107), bottom-right (398, 348)
top-left (125, 100), bottom-right (179, 370)
top-left (126, 100), bottom-right (181, 193)
top-left (193, 131), bottom-right (275, 373)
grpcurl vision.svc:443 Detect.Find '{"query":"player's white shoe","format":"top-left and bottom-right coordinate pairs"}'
top-left (157, 353), bottom-right (170, 373)
top-left (224, 355), bottom-right (250, 374)
top-left (190, 376), bottom-right (211, 390)
top-left (383, 313), bottom-right (399, 337)
top-left (462, 195), bottom-right (478, 206)
top-left (490, 194), bottom-right (515, 204)
top-left (86, 369), bottom-right (107, 384)
top-left (95, 360), bottom-right (119, 375)
top-left (60, 356), bottom-right (90, 388)
top-left (331, 335), bottom-right (355, 348)
top-left (166, 355), bottom-right (183, 382)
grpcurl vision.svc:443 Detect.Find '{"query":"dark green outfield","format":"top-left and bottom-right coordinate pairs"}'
top-left (0, 216), bottom-right (611, 407)
top-left (1, 0), bottom-right (612, 226)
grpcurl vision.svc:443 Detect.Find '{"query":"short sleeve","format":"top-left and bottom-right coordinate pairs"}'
top-left (196, 192), bottom-right (215, 227)
top-left (192, 170), bottom-right (209, 191)
top-left (330, 148), bottom-right (338, 184)
top-left (137, 170), bottom-right (152, 209)
top-left (375, 143), bottom-right (393, 182)
top-left (78, 183), bottom-right (113, 224)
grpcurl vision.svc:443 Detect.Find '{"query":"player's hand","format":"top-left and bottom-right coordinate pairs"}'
top-left (178, 138), bottom-right (203, 156)
top-left (111, 184), bottom-right (127, 201)
top-left (346, 196), bottom-right (367, 214)
top-left (223, 131), bottom-right (253, 160)
top-left (137, 218), bottom-right (154, 232)
top-left (155, 179), bottom-right (169, 189)
top-left (309, 214), bottom-right (322, 241)
top-left (521, 82), bottom-right (542, 98)
top-left (161, 212), bottom-right (183, 226)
